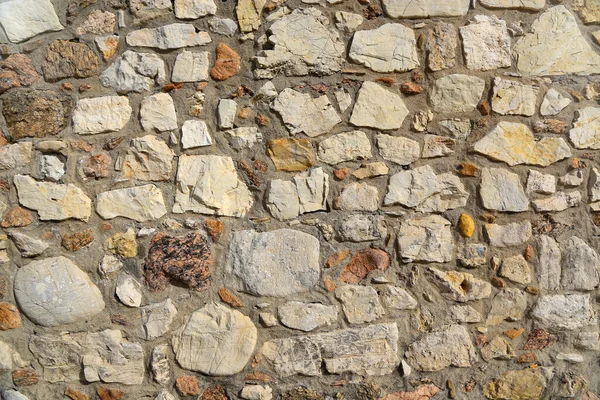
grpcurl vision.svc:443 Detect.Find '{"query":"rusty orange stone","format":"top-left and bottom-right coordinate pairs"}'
top-left (12, 369), bottom-right (38, 386)
top-left (218, 287), bottom-right (243, 307)
top-left (97, 387), bottom-right (125, 400)
top-left (176, 375), bottom-right (199, 396)
top-left (325, 249), bottom-right (351, 269)
top-left (333, 168), bottom-right (349, 180)
top-left (340, 248), bottom-right (390, 284)
top-left (0, 302), bottom-right (21, 330)
top-left (205, 218), bottom-right (224, 240)
top-left (65, 386), bottom-right (89, 400)
top-left (1, 207), bottom-right (33, 228)
top-left (503, 328), bottom-right (525, 339)
top-left (210, 43), bottom-right (241, 81)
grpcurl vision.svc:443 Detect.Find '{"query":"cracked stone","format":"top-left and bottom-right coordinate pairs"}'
top-left (96, 184), bottom-right (167, 222)
top-left (0, 54), bottom-right (39, 94)
top-left (513, 6), bottom-right (600, 76)
top-left (181, 120), bottom-right (212, 150)
top-left (422, 134), bottom-right (455, 158)
top-left (100, 50), bottom-right (166, 93)
top-left (335, 182), bottom-right (379, 212)
top-left (139, 299), bottom-right (178, 340)
top-left (532, 294), bottom-right (596, 330)
top-left (499, 255), bottom-right (532, 284)
top-left (537, 235), bottom-right (561, 292)
top-left (172, 303), bottom-right (257, 376)
top-left (481, 336), bottom-right (515, 362)
top-left (115, 273), bottom-right (142, 308)
top-left (569, 107), bottom-right (600, 149)
top-left (140, 93), bottom-right (178, 132)
top-left (429, 74), bottom-right (485, 113)
top-left (382, 0), bottom-right (469, 18)
top-left (460, 15), bottom-right (511, 71)
top-left (130, 0), bottom-right (172, 23)
top-left (175, 0), bottom-right (216, 18)
top-left (172, 50), bottom-right (209, 82)
top-left (337, 214), bottom-right (386, 242)
top-left (119, 135), bottom-right (175, 181)
top-left (267, 138), bottom-right (315, 172)
top-left (491, 78), bottom-right (539, 117)
top-left (485, 221), bottom-right (531, 247)
top-left (15, 256), bottom-right (104, 327)
top-left (43, 40), bottom-right (98, 82)
top-left (278, 301), bottom-right (338, 332)
top-left (532, 191), bottom-right (581, 212)
top-left (562, 236), bottom-right (600, 291)
top-left (541, 88), bottom-right (571, 116)
top-left (334, 11), bottom-right (363, 32)
top-left (0, 0), bottom-right (63, 43)
top-left (72, 96), bottom-right (132, 135)
top-left (486, 288), bottom-right (527, 325)
top-left (397, 215), bottom-right (454, 263)
top-left (350, 81), bottom-right (409, 130)
top-left (336, 285), bottom-right (384, 324)
top-left (151, 345), bottom-right (170, 385)
top-left (76, 10), bottom-right (115, 35)
top-left (254, 8), bottom-right (344, 78)
top-left (211, 43), bottom-right (241, 81)
top-left (236, 0), bottom-right (266, 32)
top-left (480, 168), bottom-right (529, 212)
top-left (481, 0), bottom-right (544, 10)
top-left (458, 243), bottom-right (487, 268)
top-left (484, 368), bottom-right (553, 400)
top-left (425, 22), bottom-right (457, 71)
top-left (527, 170), bottom-right (556, 194)
top-left (174, 155), bottom-right (253, 217)
top-left (8, 232), bottom-right (48, 257)
top-left (377, 134), bottom-right (420, 165)
top-left (429, 268), bottom-right (492, 302)
top-left (224, 127), bottom-right (263, 150)
top-left (349, 23), bottom-right (419, 73)
top-left (0, 142), bottom-right (32, 170)
top-left (379, 285), bottom-right (418, 310)
top-left (126, 23), bottom-right (211, 49)
top-left (317, 130), bottom-right (371, 164)
top-left (271, 88), bottom-right (340, 137)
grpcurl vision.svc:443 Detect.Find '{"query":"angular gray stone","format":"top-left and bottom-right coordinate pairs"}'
top-left (174, 0), bottom-right (217, 18)
top-left (100, 50), bottom-right (166, 94)
top-left (422, 134), bottom-right (455, 158)
top-left (480, 168), bottom-right (529, 212)
top-left (126, 23), bottom-right (211, 49)
top-left (380, 285), bottom-right (418, 310)
top-left (562, 237), bottom-right (600, 291)
top-left (513, 6), bottom-right (600, 76)
top-left (254, 8), bottom-right (344, 78)
top-left (481, 336), bottom-right (515, 362)
top-left (460, 15), bottom-right (511, 71)
top-left (429, 74), bottom-right (485, 113)
top-left (337, 214), bottom-right (386, 242)
top-left (72, 96), bottom-right (132, 135)
top-left (171, 303), bottom-right (257, 376)
top-left (261, 323), bottom-right (399, 377)
top-left (225, 127), bottom-right (263, 150)
top-left (8, 232), bottom-right (48, 257)
top-left (278, 301), bottom-right (338, 332)
top-left (457, 243), bottom-right (487, 268)
top-left (532, 191), bottom-right (581, 212)
top-left (334, 11), bottom-right (363, 32)
top-left (1, 390), bottom-right (28, 400)
top-left (449, 305), bottom-right (481, 323)
top-left (541, 88), bottom-right (571, 116)
top-left (118, 135), bottom-right (175, 181)
top-left (140, 93), bottom-right (178, 132)
top-left (499, 255), bottom-right (532, 284)
top-left (491, 78), bottom-right (539, 116)
top-left (96, 184), bottom-right (167, 222)
top-left (485, 221), bottom-right (531, 247)
top-left (486, 288), bottom-right (528, 325)
top-left (226, 229), bottom-right (320, 297)
top-left (537, 235), bottom-right (561, 291)
top-left (0, 142), bottom-right (32, 171)
top-left (397, 215), bottom-right (454, 263)
top-left (14, 175), bottom-right (92, 221)
top-left (335, 285), bottom-right (384, 324)
top-left (130, 0), bottom-right (172, 22)
top-left (266, 179), bottom-right (300, 221)
top-left (349, 23), bottom-right (419, 73)
top-left (405, 325), bottom-right (477, 372)
top-left (174, 155), bottom-right (253, 217)
top-left (428, 268), bottom-right (492, 303)
top-left (115, 273), bottom-right (142, 307)
top-left (151, 345), bottom-right (170, 385)
top-left (532, 294), bottom-right (596, 330)
top-left (377, 134), bottom-right (420, 165)
top-left (317, 130), bottom-right (371, 165)
top-left (294, 167), bottom-right (329, 213)
top-left (15, 256), bottom-right (105, 327)
top-left (335, 182), bottom-right (379, 212)
top-left (181, 120), bottom-right (212, 149)
top-left (382, 0), bottom-right (470, 18)
top-left (40, 155), bottom-right (65, 182)
top-left (569, 107), bottom-right (600, 149)
top-left (0, 0), bottom-right (63, 43)
top-left (140, 299), bottom-right (178, 340)
top-left (172, 50), bottom-right (209, 82)
top-left (350, 82), bottom-right (409, 130)
top-left (209, 18), bottom-right (238, 36)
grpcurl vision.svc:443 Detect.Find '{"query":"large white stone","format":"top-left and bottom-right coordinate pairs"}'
top-left (100, 51), bottom-right (166, 93)
top-left (537, 235), bottom-right (561, 292)
top-left (226, 229), bottom-right (320, 297)
top-left (317, 131), bottom-right (371, 164)
top-left (174, 155), bottom-right (253, 217)
top-left (140, 299), bottom-right (178, 340)
top-left (278, 301), bottom-right (338, 332)
top-left (405, 325), bottom-right (477, 371)
top-left (480, 168), bottom-right (529, 212)
top-left (474, 122), bottom-right (571, 167)
top-left (569, 107), bottom-right (600, 149)
top-left (72, 96), bottom-right (132, 135)
top-left (172, 50), bottom-right (209, 82)
top-left (172, 303), bottom-right (257, 376)
top-left (267, 180), bottom-right (300, 221)
top-left (336, 285), bottom-right (385, 324)
top-left (541, 88), bottom-right (571, 116)
top-left (140, 93), bottom-right (178, 132)
top-left (174, 0), bottom-right (217, 18)
top-left (382, 0), bottom-right (470, 18)
top-left (14, 175), bottom-right (92, 221)
top-left (513, 6), bottom-right (600, 76)
top-left (0, 0), bottom-right (63, 43)
top-left (119, 135), bottom-right (175, 181)
top-left (349, 23), bottom-right (419, 73)
top-left (126, 23), bottom-right (212, 49)
top-left (397, 215), bottom-right (454, 263)
top-left (350, 82), bottom-right (409, 130)
top-left (491, 78), bottom-right (538, 116)
top-left (459, 15), bottom-right (511, 71)
top-left (254, 8), bottom-right (345, 78)
top-left (271, 88), bottom-right (341, 137)
top-left (485, 221), bottom-right (531, 248)
top-left (377, 134), bottom-right (420, 165)
top-left (14, 256), bottom-right (105, 327)
top-left (532, 294), bottom-right (596, 330)
top-left (96, 184), bottom-right (168, 222)
top-left (181, 120), bottom-right (212, 149)
top-left (429, 74), bottom-right (485, 113)
top-left (480, 0), bottom-right (545, 10)
top-left (335, 182), bottom-right (379, 212)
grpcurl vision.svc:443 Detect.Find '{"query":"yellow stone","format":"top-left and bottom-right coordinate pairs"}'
top-left (458, 214), bottom-right (475, 238)
top-left (105, 228), bottom-right (137, 258)
top-left (484, 368), bottom-right (551, 400)
top-left (267, 138), bottom-right (315, 172)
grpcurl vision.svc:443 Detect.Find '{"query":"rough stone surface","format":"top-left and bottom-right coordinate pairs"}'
top-left (0, 0), bottom-right (63, 43)
top-left (72, 96), bottom-right (132, 135)
top-left (377, 134), bottom-right (420, 166)
top-left (278, 301), bottom-right (338, 332)
top-left (100, 51), bottom-right (166, 93)
top-left (382, 0), bottom-right (470, 18)
top-left (172, 303), bottom-right (257, 376)
top-left (480, 168), bottom-right (529, 212)
top-left (96, 185), bottom-right (167, 222)
top-left (429, 74), bottom-right (485, 113)
top-left (491, 78), bottom-right (539, 116)
top-left (532, 294), bottom-right (596, 330)
top-left (570, 107), bottom-right (600, 149)
top-left (350, 82), bottom-right (409, 130)
top-left (317, 131), bottom-right (371, 164)
top-left (172, 50), bottom-right (209, 82)
top-left (43, 40), bottom-right (99, 81)
top-left (14, 257), bottom-right (104, 327)
top-left (460, 15), bottom-right (511, 71)
top-left (226, 229), bottom-right (320, 297)
top-left (126, 23), bottom-right (211, 49)
top-left (335, 284), bottom-right (384, 324)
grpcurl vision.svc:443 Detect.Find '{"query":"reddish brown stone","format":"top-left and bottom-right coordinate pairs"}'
top-left (62, 229), bottom-right (94, 251)
top-left (201, 385), bottom-right (228, 400)
top-left (524, 245), bottom-right (534, 261)
top-left (532, 119), bottom-right (568, 134)
top-left (104, 137), bottom-right (124, 150)
top-left (1, 207), bottom-right (33, 228)
top-left (238, 159), bottom-right (261, 187)
top-left (503, 328), bottom-right (525, 339)
top-left (100, 222), bottom-right (113, 231)
top-left (0, 54), bottom-right (39, 93)
top-left (463, 379), bottom-right (477, 392)
top-left (480, 213), bottom-right (496, 223)
top-left (311, 83), bottom-right (329, 93)
top-left (383, 385), bottom-right (440, 400)
top-left (69, 139), bottom-right (92, 152)
top-left (333, 168), bottom-right (349, 180)
top-left (218, 287), bottom-right (243, 307)
top-left (255, 113), bottom-right (270, 126)
top-left (0, 302), bottom-right (21, 330)
top-left (238, 106), bottom-right (252, 119)
top-left (81, 153), bottom-right (111, 179)
top-left (97, 387), bottom-right (125, 400)
top-left (516, 352), bottom-right (538, 364)
top-left (491, 277), bottom-right (506, 288)
top-left (110, 314), bottom-right (128, 326)
top-left (12, 369), bottom-right (39, 386)
top-left (478, 100), bottom-right (491, 115)
top-left (457, 162), bottom-right (478, 177)
top-left (0, 179), bottom-right (10, 192)
top-left (176, 375), bottom-right (199, 396)
top-left (253, 159), bottom-right (268, 172)
top-left (244, 371), bottom-right (274, 382)
top-left (65, 386), bottom-right (89, 400)
top-left (324, 278), bottom-right (336, 292)
top-left (210, 43), bottom-right (241, 81)
top-left (375, 77), bottom-right (395, 86)
top-left (363, 4), bottom-right (382, 19)
top-left (325, 249), bottom-right (351, 269)
top-left (79, 83), bottom-right (93, 92)
top-left (61, 82), bottom-right (74, 91)
top-left (400, 81), bottom-right (424, 95)
top-left (42, 40), bottom-right (99, 82)
top-left (205, 218), bottom-right (224, 240)
top-left (2, 89), bottom-right (72, 140)
top-left (523, 329), bottom-right (552, 350)
top-left (145, 232), bottom-right (212, 291)
top-left (340, 248), bottom-right (390, 284)
top-left (525, 286), bottom-right (540, 295)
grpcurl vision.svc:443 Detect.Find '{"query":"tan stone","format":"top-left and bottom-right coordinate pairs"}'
top-left (267, 138), bottom-right (315, 172)
top-left (484, 368), bottom-right (553, 400)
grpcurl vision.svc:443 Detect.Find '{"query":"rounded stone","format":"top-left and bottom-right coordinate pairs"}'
top-left (14, 256), bottom-right (105, 327)
top-left (172, 303), bottom-right (257, 376)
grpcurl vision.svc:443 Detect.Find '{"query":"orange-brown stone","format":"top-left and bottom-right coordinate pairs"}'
top-left (0, 302), bottom-right (21, 330)
top-left (210, 43), bottom-right (241, 81)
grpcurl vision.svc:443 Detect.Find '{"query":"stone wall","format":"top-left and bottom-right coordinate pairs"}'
top-left (0, 0), bottom-right (599, 399)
